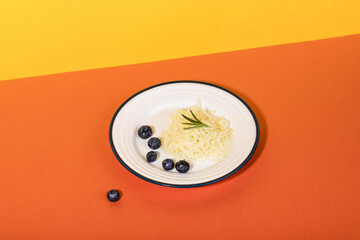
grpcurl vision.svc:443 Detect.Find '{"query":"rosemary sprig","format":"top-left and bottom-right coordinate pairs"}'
top-left (181, 110), bottom-right (209, 130)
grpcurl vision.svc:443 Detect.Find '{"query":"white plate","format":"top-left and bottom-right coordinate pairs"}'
top-left (109, 81), bottom-right (259, 187)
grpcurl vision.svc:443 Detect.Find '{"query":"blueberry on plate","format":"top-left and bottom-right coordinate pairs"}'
top-left (107, 189), bottom-right (121, 202)
top-left (148, 137), bottom-right (161, 150)
top-left (162, 159), bottom-right (175, 170)
top-left (175, 160), bottom-right (190, 173)
top-left (146, 151), bottom-right (158, 162)
top-left (137, 125), bottom-right (153, 139)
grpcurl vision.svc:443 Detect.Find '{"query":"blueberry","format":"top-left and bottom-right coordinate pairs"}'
top-left (137, 125), bottom-right (153, 139)
top-left (107, 189), bottom-right (121, 202)
top-left (146, 151), bottom-right (158, 162)
top-left (162, 159), bottom-right (175, 170)
top-left (175, 160), bottom-right (190, 173)
top-left (148, 137), bottom-right (161, 150)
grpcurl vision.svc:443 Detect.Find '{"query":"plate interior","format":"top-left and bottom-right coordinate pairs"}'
top-left (110, 82), bottom-right (258, 186)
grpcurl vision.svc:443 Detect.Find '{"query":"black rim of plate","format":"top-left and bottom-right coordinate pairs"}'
top-left (109, 80), bottom-right (260, 188)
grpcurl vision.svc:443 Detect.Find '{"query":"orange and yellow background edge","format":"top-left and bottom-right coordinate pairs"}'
top-left (1, 0), bottom-right (359, 81)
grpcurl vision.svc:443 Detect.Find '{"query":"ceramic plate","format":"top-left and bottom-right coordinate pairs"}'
top-left (109, 81), bottom-right (259, 187)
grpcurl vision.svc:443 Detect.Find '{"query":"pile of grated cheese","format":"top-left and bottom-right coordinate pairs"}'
top-left (161, 102), bottom-right (234, 162)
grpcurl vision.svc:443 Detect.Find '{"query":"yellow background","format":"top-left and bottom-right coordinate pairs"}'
top-left (1, 0), bottom-right (359, 81)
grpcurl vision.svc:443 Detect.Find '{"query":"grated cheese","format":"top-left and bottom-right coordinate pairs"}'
top-left (161, 101), bottom-right (234, 162)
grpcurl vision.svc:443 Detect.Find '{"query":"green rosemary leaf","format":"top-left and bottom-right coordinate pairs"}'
top-left (190, 110), bottom-right (202, 123)
top-left (181, 114), bottom-right (198, 124)
top-left (182, 123), bottom-right (198, 125)
top-left (181, 110), bottom-right (210, 130)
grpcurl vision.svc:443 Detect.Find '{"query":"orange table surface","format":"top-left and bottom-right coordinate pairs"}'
top-left (1, 34), bottom-right (360, 239)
